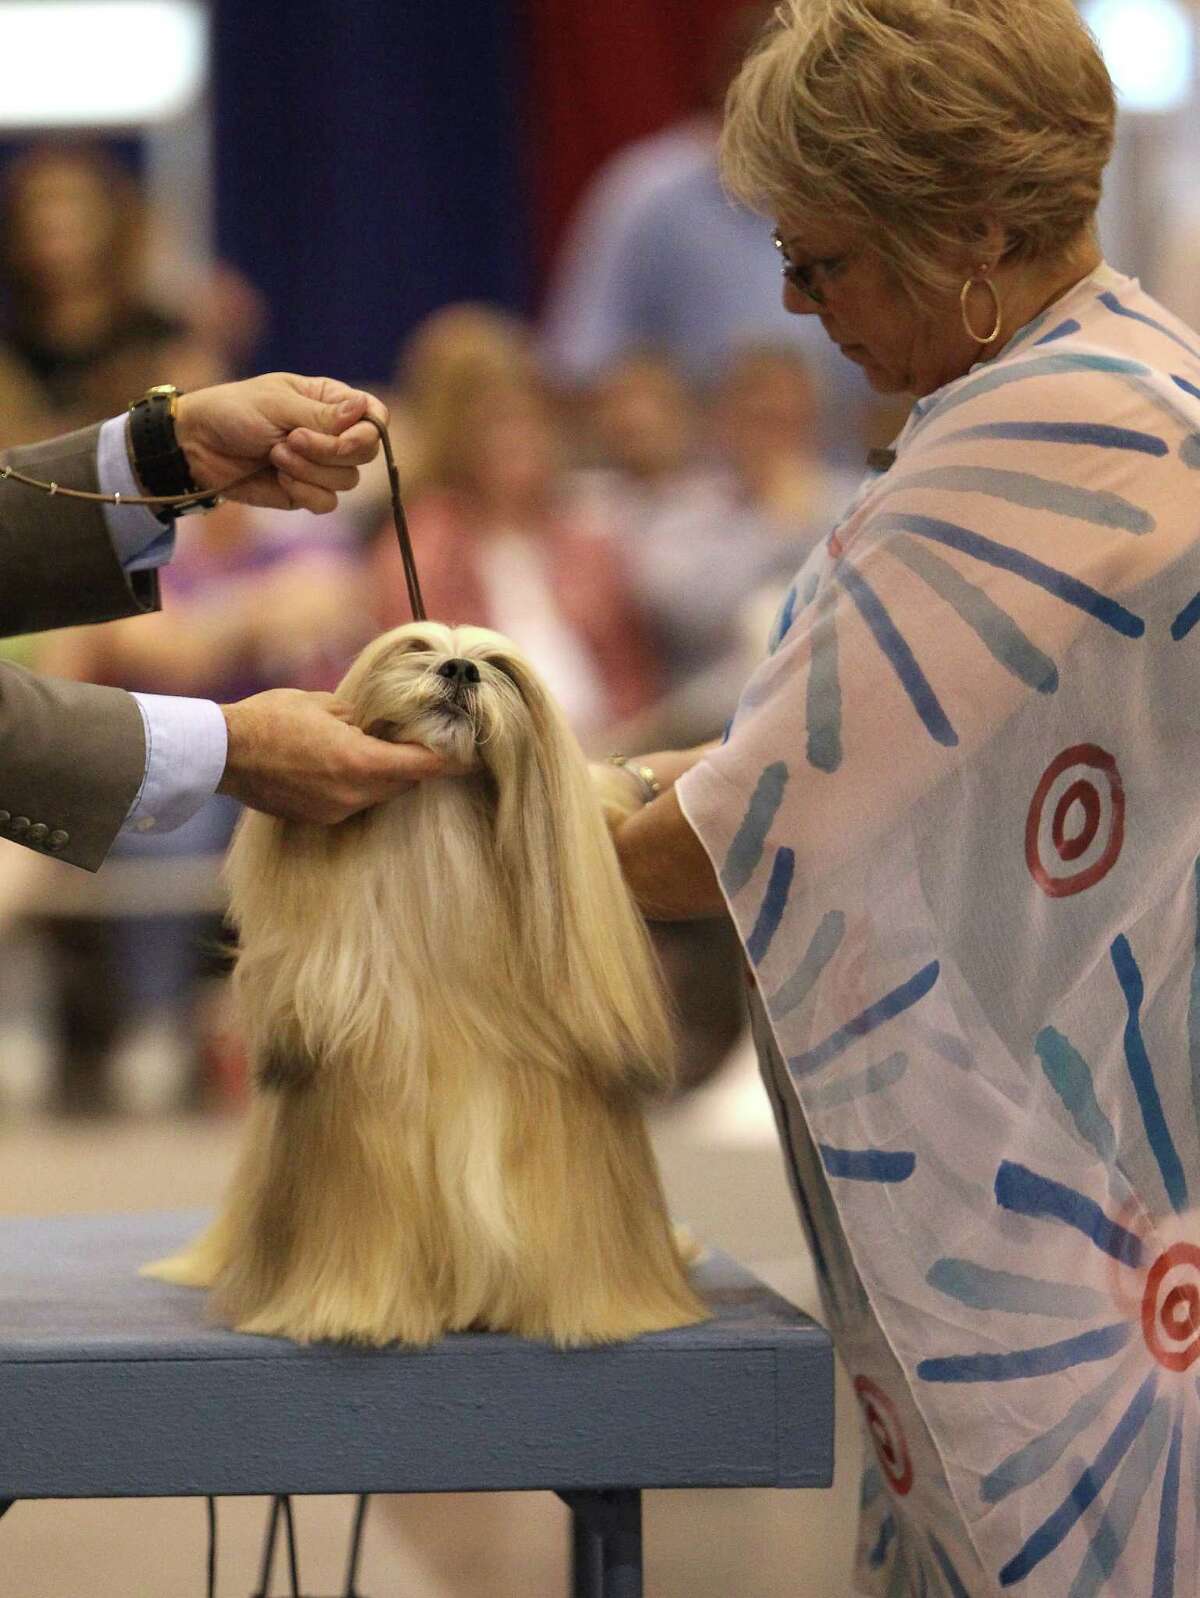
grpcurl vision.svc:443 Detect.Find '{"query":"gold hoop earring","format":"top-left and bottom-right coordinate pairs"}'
top-left (960, 272), bottom-right (1002, 346)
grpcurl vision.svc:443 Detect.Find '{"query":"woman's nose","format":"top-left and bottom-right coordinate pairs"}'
top-left (437, 658), bottom-right (481, 685)
top-left (783, 281), bottom-right (822, 316)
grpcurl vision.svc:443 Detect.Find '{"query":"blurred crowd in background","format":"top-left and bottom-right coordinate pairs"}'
top-left (0, 124), bottom-right (897, 1121)
top-left (0, 8), bottom-right (1194, 1124)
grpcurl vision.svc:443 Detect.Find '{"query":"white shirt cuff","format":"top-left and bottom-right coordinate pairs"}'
top-left (123, 694), bottom-right (229, 834)
top-left (98, 414), bottom-right (177, 572)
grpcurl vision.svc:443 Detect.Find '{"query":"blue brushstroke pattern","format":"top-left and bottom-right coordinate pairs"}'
top-left (807, 594), bottom-right (843, 772)
top-left (911, 352), bottom-right (1153, 437)
top-left (925, 1028), bottom-right (974, 1069)
top-left (939, 420), bottom-right (1168, 456)
top-left (809, 1051), bottom-right (908, 1109)
top-left (888, 538), bottom-right (1059, 692)
top-left (1152, 1413), bottom-right (1182, 1598)
top-left (745, 847), bottom-right (795, 964)
top-left (771, 909), bottom-right (845, 1019)
top-left (1174, 373), bottom-right (1200, 403)
top-left (788, 961), bottom-right (941, 1079)
top-left (874, 512), bottom-right (1146, 638)
top-left (1112, 934), bottom-right (1188, 1213)
top-left (998, 1370), bottom-right (1158, 1587)
top-left (721, 762), bottom-right (789, 896)
top-left (1100, 291), bottom-right (1200, 365)
top-left (1181, 434), bottom-right (1200, 469)
top-left (820, 1145), bottom-right (916, 1183)
top-left (927, 1258), bottom-right (1108, 1319)
top-left (982, 1356), bottom-right (1134, 1504)
top-left (895, 465), bottom-right (1155, 535)
top-left (870, 1512), bottom-right (897, 1568)
top-left (928, 1532), bottom-right (973, 1598)
top-left (770, 584), bottom-right (798, 652)
top-left (839, 563), bottom-right (959, 746)
top-left (995, 1161), bottom-right (1144, 1267)
top-left (1036, 319), bottom-right (1083, 345)
top-left (1170, 593), bottom-right (1200, 642)
top-left (861, 1463), bottom-right (884, 1509)
top-left (1066, 1395), bottom-right (1171, 1598)
top-left (918, 1320), bottom-right (1131, 1384)
top-left (1035, 1027), bottom-right (1119, 1165)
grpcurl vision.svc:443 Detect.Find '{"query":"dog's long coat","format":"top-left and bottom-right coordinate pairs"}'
top-left (144, 624), bottom-right (707, 1346)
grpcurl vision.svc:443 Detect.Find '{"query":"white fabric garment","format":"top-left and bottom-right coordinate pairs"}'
top-left (679, 265), bottom-right (1200, 1597)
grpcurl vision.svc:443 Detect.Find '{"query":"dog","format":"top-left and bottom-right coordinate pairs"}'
top-left (144, 622), bottom-right (708, 1347)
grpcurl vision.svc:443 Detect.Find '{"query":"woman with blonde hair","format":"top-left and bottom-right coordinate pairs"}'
top-left (371, 308), bottom-right (658, 746)
top-left (595, 1), bottom-right (1200, 1591)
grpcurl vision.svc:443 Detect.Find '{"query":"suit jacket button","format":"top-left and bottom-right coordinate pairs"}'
top-left (0, 811), bottom-right (9, 827)
top-left (47, 830), bottom-right (70, 851)
top-left (9, 816), bottom-right (30, 835)
top-left (27, 823), bottom-right (49, 844)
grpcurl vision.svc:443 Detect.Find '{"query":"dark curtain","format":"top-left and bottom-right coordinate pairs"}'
top-left (524, 0), bottom-right (761, 283)
top-left (211, 0), bottom-right (532, 384)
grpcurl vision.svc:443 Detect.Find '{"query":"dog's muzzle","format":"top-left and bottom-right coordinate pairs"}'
top-left (436, 657), bottom-right (480, 708)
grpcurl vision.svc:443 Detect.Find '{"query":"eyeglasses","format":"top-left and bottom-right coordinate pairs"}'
top-left (772, 229), bottom-right (850, 308)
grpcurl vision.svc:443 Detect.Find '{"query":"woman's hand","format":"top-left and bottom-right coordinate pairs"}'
top-left (589, 760), bottom-right (651, 831)
top-left (590, 743), bottom-right (728, 920)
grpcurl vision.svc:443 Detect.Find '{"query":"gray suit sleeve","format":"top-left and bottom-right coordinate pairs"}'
top-left (0, 422), bottom-right (161, 637)
top-left (0, 422), bottom-right (164, 871)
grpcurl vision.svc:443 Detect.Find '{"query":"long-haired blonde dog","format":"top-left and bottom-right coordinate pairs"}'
top-left (144, 622), bottom-right (707, 1347)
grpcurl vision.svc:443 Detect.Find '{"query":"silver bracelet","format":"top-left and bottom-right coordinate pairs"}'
top-left (607, 754), bottom-right (662, 804)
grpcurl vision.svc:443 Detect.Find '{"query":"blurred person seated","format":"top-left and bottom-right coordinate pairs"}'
top-left (0, 142), bottom-right (223, 447)
top-left (332, 301), bottom-right (537, 549)
top-left (539, 6), bottom-right (869, 465)
top-left (568, 348), bottom-right (702, 541)
top-left (27, 500), bottom-right (371, 1116)
top-left (625, 344), bottom-right (862, 752)
top-left (370, 308), bottom-right (660, 749)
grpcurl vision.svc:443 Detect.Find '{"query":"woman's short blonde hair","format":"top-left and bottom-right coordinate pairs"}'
top-left (720, 0), bottom-right (1116, 305)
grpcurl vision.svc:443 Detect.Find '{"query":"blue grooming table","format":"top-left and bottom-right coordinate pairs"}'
top-left (0, 1211), bottom-right (833, 1597)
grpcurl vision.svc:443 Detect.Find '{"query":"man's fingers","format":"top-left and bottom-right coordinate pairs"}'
top-left (277, 473), bottom-right (338, 514)
top-left (284, 419), bottom-right (385, 467)
top-left (268, 441), bottom-right (361, 492)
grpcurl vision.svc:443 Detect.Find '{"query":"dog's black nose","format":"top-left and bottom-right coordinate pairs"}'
top-left (437, 658), bottom-right (481, 685)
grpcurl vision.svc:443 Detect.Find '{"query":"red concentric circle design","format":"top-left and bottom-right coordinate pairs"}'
top-left (1025, 745), bottom-right (1125, 898)
top-left (1142, 1243), bottom-right (1200, 1371)
top-left (854, 1375), bottom-right (914, 1495)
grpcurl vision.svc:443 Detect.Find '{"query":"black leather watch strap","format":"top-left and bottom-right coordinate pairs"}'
top-left (128, 385), bottom-right (216, 521)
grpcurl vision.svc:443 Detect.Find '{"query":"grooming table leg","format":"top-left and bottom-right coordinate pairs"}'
top-left (559, 1489), bottom-right (642, 1598)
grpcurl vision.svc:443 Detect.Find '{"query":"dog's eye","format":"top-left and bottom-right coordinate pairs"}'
top-left (481, 654), bottom-right (520, 684)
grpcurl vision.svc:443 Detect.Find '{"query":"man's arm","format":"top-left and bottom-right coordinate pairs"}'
top-left (0, 374), bottom-right (449, 873)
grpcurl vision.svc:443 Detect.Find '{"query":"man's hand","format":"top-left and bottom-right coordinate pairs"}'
top-left (217, 689), bottom-right (450, 823)
top-left (174, 374), bottom-right (388, 513)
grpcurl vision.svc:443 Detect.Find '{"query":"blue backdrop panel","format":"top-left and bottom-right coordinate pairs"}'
top-left (212, 0), bottom-right (531, 383)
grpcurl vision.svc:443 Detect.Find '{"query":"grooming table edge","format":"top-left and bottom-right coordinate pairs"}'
top-left (0, 1209), bottom-right (832, 1498)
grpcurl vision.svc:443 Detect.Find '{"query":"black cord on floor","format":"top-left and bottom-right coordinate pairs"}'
top-left (206, 1496), bottom-right (218, 1598)
top-left (253, 1495), bottom-right (281, 1597)
top-left (281, 1494), bottom-right (301, 1598)
top-left (343, 1494), bottom-right (371, 1597)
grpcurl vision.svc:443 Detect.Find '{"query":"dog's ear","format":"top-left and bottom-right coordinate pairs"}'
top-left (482, 655), bottom-right (677, 1096)
top-left (366, 718), bottom-right (402, 743)
top-left (256, 1042), bottom-right (320, 1092)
